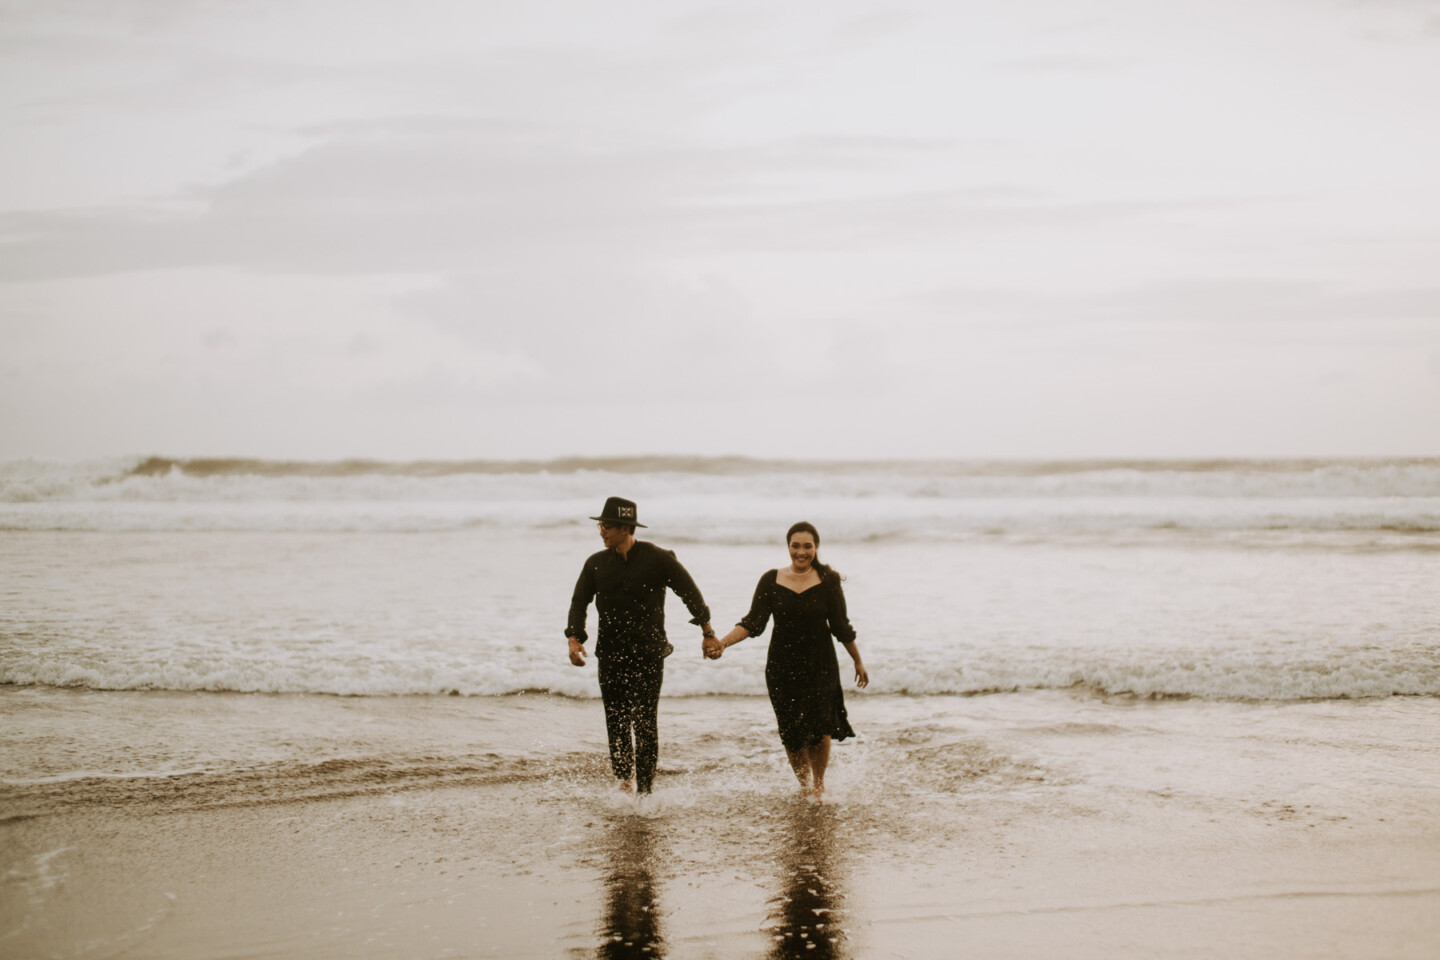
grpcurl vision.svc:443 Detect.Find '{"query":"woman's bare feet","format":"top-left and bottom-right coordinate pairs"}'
top-left (810, 780), bottom-right (825, 803)
top-left (785, 748), bottom-right (812, 794)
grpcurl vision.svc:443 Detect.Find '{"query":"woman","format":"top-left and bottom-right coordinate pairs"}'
top-left (705, 522), bottom-right (868, 801)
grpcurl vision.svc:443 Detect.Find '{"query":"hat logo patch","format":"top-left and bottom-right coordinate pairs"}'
top-left (588, 496), bottom-right (647, 528)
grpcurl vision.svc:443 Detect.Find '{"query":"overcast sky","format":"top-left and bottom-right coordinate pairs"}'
top-left (2, 0), bottom-right (1438, 461)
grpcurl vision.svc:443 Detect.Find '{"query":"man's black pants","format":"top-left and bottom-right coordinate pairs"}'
top-left (596, 654), bottom-right (665, 793)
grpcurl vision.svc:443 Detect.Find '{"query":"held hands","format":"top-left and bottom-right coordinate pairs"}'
top-left (568, 638), bottom-right (587, 667)
top-left (705, 627), bottom-right (748, 660)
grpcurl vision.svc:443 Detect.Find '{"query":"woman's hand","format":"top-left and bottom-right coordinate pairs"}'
top-left (707, 627), bottom-right (748, 660)
top-left (853, 661), bottom-right (869, 688)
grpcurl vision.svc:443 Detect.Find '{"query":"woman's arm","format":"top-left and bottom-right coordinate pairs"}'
top-left (827, 578), bottom-right (865, 685)
top-left (705, 572), bottom-right (773, 660)
top-left (824, 577), bottom-right (857, 645)
top-left (840, 640), bottom-right (869, 687)
top-left (705, 625), bottom-right (749, 659)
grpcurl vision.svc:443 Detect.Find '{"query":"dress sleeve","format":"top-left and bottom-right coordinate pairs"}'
top-left (736, 571), bottom-right (775, 637)
top-left (664, 549), bottom-right (712, 626)
top-left (825, 576), bottom-right (857, 644)
top-left (565, 560), bottom-right (595, 641)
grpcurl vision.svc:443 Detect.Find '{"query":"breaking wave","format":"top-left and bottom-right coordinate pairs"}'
top-left (5, 455), bottom-right (1440, 499)
top-left (3, 456), bottom-right (1439, 541)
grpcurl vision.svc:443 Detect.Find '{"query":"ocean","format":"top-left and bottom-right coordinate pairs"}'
top-left (3, 456), bottom-right (1439, 958)
top-left (3, 455), bottom-right (1437, 701)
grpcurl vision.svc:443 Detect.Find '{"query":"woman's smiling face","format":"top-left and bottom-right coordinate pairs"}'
top-left (788, 532), bottom-right (817, 570)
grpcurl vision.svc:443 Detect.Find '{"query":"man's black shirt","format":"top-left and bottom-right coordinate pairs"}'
top-left (566, 540), bottom-right (710, 659)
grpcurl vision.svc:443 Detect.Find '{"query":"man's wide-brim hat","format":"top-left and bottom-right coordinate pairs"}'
top-left (590, 496), bottom-right (647, 528)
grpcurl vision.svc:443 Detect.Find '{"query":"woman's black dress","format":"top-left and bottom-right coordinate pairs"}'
top-left (738, 569), bottom-right (857, 753)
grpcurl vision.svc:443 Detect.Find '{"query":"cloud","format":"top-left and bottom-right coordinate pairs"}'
top-left (0, 0), bottom-right (229, 34)
top-left (659, 5), bottom-right (775, 45)
top-left (0, 117), bottom-right (1180, 283)
top-left (828, 9), bottom-right (927, 50)
top-left (2, 121), bottom-right (701, 279)
top-left (0, 106), bottom-right (1238, 289)
top-left (394, 263), bottom-right (772, 401)
top-left (1105, 279), bottom-right (1440, 325)
top-left (907, 277), bottom-right (1440, 332)
top-left (365, 353), bottom-right (545, 406)
top-left (1344, 0), bottom-right (1440, 38)
top-left (987, 54), bottom-right (1133, 75)
top-left (200, 327), bottom-right (234, 348)
top-left (1029, 16), bottom-right (1113, 37)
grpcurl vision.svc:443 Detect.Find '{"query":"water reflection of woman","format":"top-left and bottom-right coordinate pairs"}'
top-left (706, 522), bottom-right (868, 801)
top-left (764, 803), bottom-right (850, 959)
top-left (596, 817), bottom-right (665, 960)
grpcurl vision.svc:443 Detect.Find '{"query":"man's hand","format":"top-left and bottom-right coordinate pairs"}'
top-left (568, 638), bottom-right (588, 667)
top-left (702, 637), bottom-right (723, 659)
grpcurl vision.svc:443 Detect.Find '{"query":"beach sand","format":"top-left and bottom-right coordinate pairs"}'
top-left (4, 690), bottom-right (1438, 959)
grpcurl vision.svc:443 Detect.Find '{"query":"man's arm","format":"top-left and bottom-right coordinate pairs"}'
top-left (664, 550), bottom-right (713, 638)
top-left (565, 561), bottom-right (596, 666)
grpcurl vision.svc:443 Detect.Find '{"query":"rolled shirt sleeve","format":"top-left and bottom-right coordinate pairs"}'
top-left (663, 549), bottom-right (712, 627)
top-left (565, 560), bottom-right (596, 642)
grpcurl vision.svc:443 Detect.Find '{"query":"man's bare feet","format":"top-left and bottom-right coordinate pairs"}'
top-left (617, 778), bottom-right (635, 793)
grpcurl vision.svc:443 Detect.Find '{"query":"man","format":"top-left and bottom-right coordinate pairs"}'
top-left (566, 496), bottom-right (715, 795)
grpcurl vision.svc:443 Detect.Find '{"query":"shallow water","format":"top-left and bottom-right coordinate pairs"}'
top-left (5, 687), bottom-right (1437, 834)
top-left (3, 528), bottom-right (1437, 700)
top-left (4, 688), bottom-right (1439, 958)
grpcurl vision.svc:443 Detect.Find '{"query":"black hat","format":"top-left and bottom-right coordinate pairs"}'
top-left (589, 496), bottom-right (647, 528)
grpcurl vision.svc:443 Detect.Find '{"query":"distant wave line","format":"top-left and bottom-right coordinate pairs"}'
top-left (118, 455), bottom-right (1440, 481)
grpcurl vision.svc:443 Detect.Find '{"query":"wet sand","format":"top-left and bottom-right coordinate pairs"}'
top-left (3, 691), bottom-right (1439, 959)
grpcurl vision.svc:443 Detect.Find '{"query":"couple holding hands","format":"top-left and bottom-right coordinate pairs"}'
top-left (565, 497), bottom-right (869, 802)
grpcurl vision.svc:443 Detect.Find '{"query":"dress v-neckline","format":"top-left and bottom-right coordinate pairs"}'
top-left (775, 573), bottom-right (823, 596)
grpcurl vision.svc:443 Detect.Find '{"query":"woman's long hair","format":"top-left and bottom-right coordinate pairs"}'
top-left (786, 521), bottom-right (843, 582)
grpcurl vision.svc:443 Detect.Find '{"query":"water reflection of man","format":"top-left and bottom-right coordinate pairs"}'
top-left (597, 817), bottom-right (666, 960)
top-left (765, 803), bottom-right (850, 960)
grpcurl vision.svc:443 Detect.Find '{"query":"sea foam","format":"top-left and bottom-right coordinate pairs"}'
top-left (3, 456), bottom-right (1439, 541)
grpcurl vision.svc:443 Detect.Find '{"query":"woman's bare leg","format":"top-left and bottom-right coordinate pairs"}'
top-left (807, 737), bottom-right (831, 801)
top-left (785, 748), bottom-right (811, 792)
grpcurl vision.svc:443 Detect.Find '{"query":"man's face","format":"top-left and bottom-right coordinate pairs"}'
top-left (598, 522), bottom-right (630, 550)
